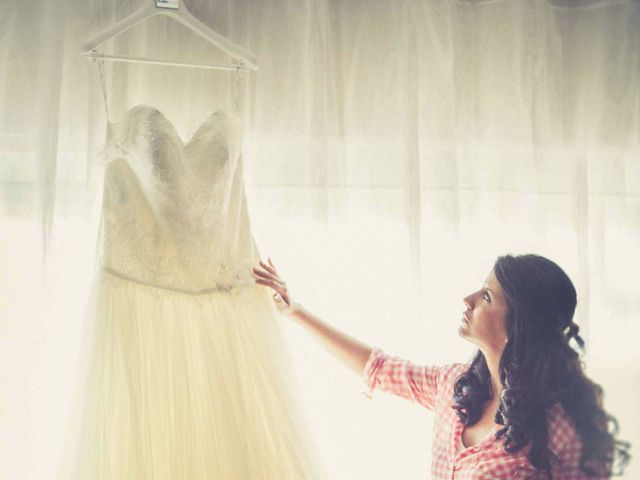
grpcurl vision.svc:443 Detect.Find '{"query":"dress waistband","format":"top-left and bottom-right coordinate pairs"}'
top-left (102, 266), bottom-right (250, 296)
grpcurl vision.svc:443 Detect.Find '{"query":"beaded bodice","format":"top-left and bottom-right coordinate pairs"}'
top-left (100, 105), bottom-right (258, 293)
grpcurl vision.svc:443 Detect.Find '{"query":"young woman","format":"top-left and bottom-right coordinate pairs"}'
top-left (252, 253), bottom-right (631, 479)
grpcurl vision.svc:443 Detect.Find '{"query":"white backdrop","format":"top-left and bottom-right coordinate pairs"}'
top-left (1, 0), bottom-right (639, 478)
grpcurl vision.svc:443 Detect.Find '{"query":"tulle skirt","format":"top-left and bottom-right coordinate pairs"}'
top-left (57, 269), bottom-right (325, 480)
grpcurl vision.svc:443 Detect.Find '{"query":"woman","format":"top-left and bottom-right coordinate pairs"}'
top-left (252, 254), bottom-right (631, 479)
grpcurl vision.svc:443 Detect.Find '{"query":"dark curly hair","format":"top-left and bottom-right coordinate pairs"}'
top-left (452, 253), bottom-right (631, 478)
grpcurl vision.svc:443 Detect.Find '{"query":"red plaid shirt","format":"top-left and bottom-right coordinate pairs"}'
top-left (362, 347), bottom-right (602, 479)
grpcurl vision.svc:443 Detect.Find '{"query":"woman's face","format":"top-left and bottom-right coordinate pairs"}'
top-left (459, 269), bottom-right (509, 353)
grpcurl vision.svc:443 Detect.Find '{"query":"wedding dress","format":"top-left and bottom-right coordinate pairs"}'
top-left (59, 105), bottom-right (325, 479)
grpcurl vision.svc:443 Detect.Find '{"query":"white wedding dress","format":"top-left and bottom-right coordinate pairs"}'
top-left (59, 105), bottom-right (325, 479)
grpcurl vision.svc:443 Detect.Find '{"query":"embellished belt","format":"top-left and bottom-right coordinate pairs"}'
top-left (102, 266), bottom-right (250, 296)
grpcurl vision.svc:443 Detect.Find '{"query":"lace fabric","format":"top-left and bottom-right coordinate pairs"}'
top-left (100, 104), bottom-right (258, 293)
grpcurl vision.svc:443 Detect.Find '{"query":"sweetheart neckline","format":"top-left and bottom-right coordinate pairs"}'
top-left (107, 104), bottom-right (237, 147)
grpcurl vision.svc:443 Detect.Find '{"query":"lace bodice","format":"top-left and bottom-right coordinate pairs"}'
top-left (99, 104), bottom-right (259, 293)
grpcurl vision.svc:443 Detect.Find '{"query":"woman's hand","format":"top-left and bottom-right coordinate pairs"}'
top-left (252, 258), bottom-right (295, 315)
top-left (253, 258), bottom-right (372, 375)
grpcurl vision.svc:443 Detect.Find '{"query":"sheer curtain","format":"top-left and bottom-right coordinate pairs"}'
top-left (1, 0), bottom-right (638, 478)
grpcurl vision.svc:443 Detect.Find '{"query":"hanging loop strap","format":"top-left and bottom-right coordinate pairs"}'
top-left (232, 65), bottom-right (246, 114)
top-left (97, 58), bottom-right (110, 122)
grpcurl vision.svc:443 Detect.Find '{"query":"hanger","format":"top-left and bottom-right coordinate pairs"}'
top-left (80, 0), bottom-right (258, 71)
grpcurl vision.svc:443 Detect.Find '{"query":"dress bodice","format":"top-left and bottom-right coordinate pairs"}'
top-left (100, 104), bottom-right (259, 293)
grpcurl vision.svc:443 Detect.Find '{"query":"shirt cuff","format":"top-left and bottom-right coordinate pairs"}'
top-left (361, 346), bottom-right (386, 400)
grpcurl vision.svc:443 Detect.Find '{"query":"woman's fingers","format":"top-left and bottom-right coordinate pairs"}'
top-left (252, 260), bottom-right (293, 311)
top-left (252, 267), bottom-right (273, 280)
top-left (253, 277), bottom-right (281, 290)
top-left (268, 258), bottom-right (278, 272)
top-left (254, 277), bottom-right (289, 301)
top-left (252, 267), bottom-right (286, 287)
top-left (259, 260), bottom-right (277, 276)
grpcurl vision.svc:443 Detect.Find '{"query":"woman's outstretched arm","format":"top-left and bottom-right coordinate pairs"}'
top-left (252, 259), bottom-right (372, 376)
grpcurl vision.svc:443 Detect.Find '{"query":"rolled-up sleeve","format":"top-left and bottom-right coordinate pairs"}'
top-left (362, 346), bottom-right (443, 411)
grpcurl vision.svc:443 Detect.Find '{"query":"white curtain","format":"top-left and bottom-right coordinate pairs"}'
top-left (1, 0), bottom-right (638, 478)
